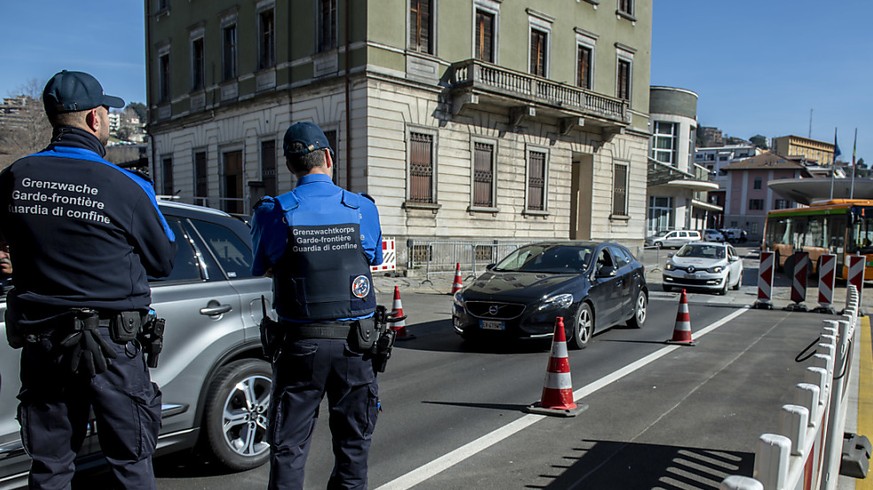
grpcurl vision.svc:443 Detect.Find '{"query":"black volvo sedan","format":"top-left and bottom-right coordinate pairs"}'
top-left (452, 241), bottom-right (648, 349)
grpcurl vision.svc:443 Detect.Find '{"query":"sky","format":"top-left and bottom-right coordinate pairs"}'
top-left (1, 0), bottom-right (870, 163)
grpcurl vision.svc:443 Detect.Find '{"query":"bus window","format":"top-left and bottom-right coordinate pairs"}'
top-left (851, 214), bottom-right (873, 253)
top-left (830, 216), bottom-right (846, 254)
top-left (806, 217), bottom-right (824, 248)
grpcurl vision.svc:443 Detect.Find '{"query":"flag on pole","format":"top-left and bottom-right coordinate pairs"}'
top-left (852, 128), bottom-right (857, 167)
top-left (833, 128), bottom-right (842, 164)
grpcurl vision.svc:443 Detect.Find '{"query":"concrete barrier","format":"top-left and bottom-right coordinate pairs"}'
top-left (722, 286), bottom-right (861, 489)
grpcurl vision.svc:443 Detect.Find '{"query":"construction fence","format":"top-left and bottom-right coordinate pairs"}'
top-left (405, 239), bottom-right (533, 285)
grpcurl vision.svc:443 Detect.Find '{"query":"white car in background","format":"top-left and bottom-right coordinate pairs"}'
top-left (662, 241), bottom-right (744, 295)
top-left (704, 229), bottom-right (725, 242)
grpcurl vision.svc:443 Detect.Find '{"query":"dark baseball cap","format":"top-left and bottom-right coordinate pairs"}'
top-left (283, 122), bottom-right (332, 157)
top-left (42, 70), bottom-right (125, 114)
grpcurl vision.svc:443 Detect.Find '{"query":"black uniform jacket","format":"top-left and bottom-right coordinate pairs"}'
top-left (0, 127), bottom-right (176, 311)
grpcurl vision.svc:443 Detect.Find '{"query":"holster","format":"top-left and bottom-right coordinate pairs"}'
top-left (5, 296), bottom-right (25, 349)
top-left (259, 296), bottom-right (283, 361)
top-left (348, 318), bottom-right (377, 353)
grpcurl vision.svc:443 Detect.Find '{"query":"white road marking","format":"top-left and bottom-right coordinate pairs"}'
top-left (376, 307), bottom-right (750, 489)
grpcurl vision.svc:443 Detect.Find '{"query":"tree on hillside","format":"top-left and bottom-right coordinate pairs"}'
top-left (749, 134), bottom-right (769, 150)
top-left (0, 79), bottom-right (52, 169)
top-left (127, 102), bottom-right (147, 122)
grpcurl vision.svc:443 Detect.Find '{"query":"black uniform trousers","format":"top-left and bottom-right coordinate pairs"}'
top-left (17, 326), bottom-right (162, 490)
top-left (268, 338), bottom-right (379, 490)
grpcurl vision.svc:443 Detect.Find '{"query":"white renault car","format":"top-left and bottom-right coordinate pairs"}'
top-left (662, 241), bottom-right (743, 295)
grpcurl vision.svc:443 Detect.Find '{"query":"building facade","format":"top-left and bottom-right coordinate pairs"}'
top-left (772, 135), bottom-right (836, 166)
top-left (721, 153), bottom-right (810, 241)
top-left (145, 0), bottom-right (653, 268)
top-left (645, 86), bottom-right (718, 235)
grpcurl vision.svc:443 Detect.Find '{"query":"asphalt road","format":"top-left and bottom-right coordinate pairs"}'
top-left (71, 279), bottom-right (832, 489)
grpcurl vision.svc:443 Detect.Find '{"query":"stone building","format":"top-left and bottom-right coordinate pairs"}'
top-left (145, 0), bottom-right (653, 269)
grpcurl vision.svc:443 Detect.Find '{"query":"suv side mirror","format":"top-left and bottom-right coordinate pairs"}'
top-left (485, 263), bottom-right (496, 271)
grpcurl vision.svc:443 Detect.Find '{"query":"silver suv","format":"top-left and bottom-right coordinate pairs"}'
top-left (646, 230), bottom-right (702, 249)
top-left (0, 201), bottom-right (273, 488)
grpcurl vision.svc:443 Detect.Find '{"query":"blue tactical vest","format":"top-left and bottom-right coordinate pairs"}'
top-left (271, 190), bottom-right (376, 321)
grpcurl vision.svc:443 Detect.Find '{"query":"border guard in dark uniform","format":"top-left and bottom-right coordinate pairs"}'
top-left (0, 70), bottom-right (176, 489)
top-left (251, 121), bottom-right (383, 489)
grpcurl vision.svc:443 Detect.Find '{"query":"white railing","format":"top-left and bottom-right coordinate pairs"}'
top-left (721, 286), bottom-right (861, 490)
top-left (450, 60), bottom-right (630, 123)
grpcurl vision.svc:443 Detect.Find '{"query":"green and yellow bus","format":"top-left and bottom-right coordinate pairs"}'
top-left (762, 199), bottom-right (873, 280)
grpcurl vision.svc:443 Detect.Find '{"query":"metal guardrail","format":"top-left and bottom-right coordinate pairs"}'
top-left (407, 239), bottom-right (530, 286)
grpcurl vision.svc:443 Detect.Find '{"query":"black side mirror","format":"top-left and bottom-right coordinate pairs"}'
top-left (485, 263), bottom-right (495, 271)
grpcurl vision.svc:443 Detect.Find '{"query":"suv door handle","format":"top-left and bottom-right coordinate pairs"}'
top-left (200, 301), bottom-right (233, 316)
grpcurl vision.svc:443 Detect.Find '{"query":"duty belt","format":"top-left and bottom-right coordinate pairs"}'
top-left (284, 322), bottom-right (353, 340)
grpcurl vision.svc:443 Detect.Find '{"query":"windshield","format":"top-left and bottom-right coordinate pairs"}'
top-left (494, 244), bottom-right (593, 273)
top-left (676, 244), bottom-right (724, 259)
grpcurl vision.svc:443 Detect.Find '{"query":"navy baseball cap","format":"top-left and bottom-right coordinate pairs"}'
top-left (283, 122), bottom-right (332, 157)
top-left (42, 70), bottom-right (125, 114)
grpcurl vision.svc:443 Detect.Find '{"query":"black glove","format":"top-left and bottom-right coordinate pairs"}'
top-left (61, 315), bottom-right (117, 377)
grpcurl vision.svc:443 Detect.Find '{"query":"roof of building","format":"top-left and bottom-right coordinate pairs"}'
top-left (721, 152), bottom-right (809, 171)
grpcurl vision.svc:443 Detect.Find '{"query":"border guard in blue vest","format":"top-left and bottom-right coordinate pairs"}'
top-left (0, 70), bottom-right (176, 489)
top-left (251, 121), bottom-right (384, 489)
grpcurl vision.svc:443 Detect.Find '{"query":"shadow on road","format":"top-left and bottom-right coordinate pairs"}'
top-left (526, 439), bottom-right (753, 490)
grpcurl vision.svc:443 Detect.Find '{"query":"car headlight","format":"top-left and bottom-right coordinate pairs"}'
top-left (665, 262), bottom-right (674, 271)
top-left (710, 266), bottom-right (723, 273)
top-left (453, 292), bottom-right (465, 308)
top-left (537, 293), bottom-right (574, 311)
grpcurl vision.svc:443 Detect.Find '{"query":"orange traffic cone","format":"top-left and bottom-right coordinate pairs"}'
top-left (666, 289), bottom-right (695, 345)
top-left (390, 285), bottom-right (415, 341)
top-left (525, 317), bottom-right (587, 417)
top-left (451, 263), bottom-right (463, 295)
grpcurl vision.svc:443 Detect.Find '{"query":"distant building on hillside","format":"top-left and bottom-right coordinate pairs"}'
top-left (697, 126), bottom-right (724, 147)
top-left (771, 135), bottom-right (836, 166)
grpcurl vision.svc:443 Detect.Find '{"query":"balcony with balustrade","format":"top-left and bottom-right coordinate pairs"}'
top-left (447, 59), bottom-right (630, 135)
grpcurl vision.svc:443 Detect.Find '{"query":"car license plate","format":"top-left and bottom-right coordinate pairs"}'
top-left (480, 320), bottom-right (504, 331)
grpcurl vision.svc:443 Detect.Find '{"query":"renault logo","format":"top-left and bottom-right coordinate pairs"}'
top-left (488, 305), bottom-right (500, 315)
top-left (687, 266), bottom-right (695, 273)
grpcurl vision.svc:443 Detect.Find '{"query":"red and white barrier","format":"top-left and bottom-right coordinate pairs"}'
top-left (846, 254), bottom-right (864, 312)
top-left (370, 238), bottom-right (396, 273)
top-left (813, 254), bottom-right (836, 314)
top-left (785, 252), bottom-right (809, 311)
top-left (754, 251), bottom-right (775, 309)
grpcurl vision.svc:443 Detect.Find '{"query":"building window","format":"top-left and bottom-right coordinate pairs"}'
top-left (527, 150), bottom-right (547, 211)
top-left (577, 44), bottom-right (592, 89)
top-left (409, 132), bottom-right (434, 203)
top-left (475, 8), bottom-right (495, 63)
top-left (223, 150), bottom-right (243, 215)
top-left (222, 24), bottom-right (238, 80)
top-left (651, 121), bottom-right (678, 166)
top-left (618, 0), bottom-right (634, 16)
top-left (473, 141), bottom-right (495, 208)
top-left (529, 28), bottom-right (548, 77)
top-left (648, 196), bottom-right (673, 234)
top-left (261, 140), bottom-right (277, 197)
top-left (617, 57), bottom-right (631, 101)
top-left (749, 199), bottom-right (764, 211)
top-left (318, 0), bottom-right (337, 52)
top-left (158, 52), bottom-right (170, 102)
top-left (409, 0), bottom-right (433, 54)
top-left (258, 8), bottom-right (276, 69)
top-left (162, 157), bottom-right (173, 195)
top-left (613, 161), bottom-right (628, 216)
top-left (324, 130), bottom-right (339, 186)
top-left (194, 151), bottom-right (208, 206)
top-left (191, 36), bottom-right (205, 91)
top-left (753, 177), bottom-right (762, 189)
top-left (774, 199), bottom-right (790, 210)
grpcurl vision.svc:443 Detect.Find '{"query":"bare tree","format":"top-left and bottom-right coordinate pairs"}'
top-left (0, 79), bottom-right (52, 169)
